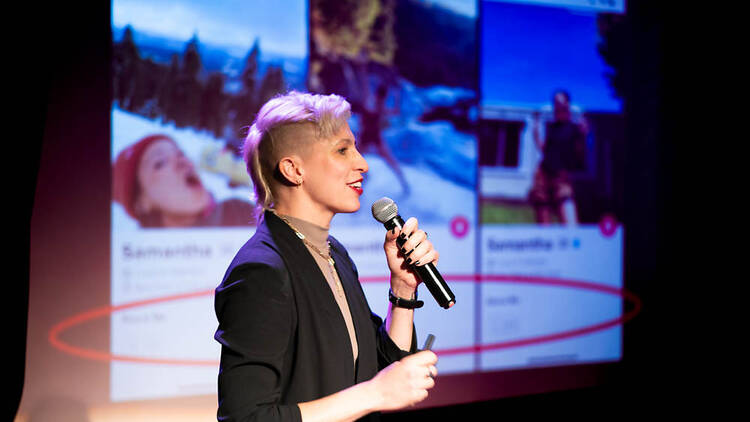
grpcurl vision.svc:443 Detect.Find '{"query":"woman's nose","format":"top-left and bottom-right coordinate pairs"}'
top-left (176, 154), bottom-right (193, 170)
top-left (354, 148), bottom-right (369, 173)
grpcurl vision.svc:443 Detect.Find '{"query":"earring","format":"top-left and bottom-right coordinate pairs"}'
top-left (297, 178), bottom-right (303, 185)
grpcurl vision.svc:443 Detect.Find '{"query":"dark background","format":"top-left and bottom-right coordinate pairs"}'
top-left (8, 0), bottom-right (690, 419)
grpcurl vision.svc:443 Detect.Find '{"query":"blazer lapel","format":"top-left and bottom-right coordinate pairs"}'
top-left (329, 238), bottom-right (378, 381)
top-left (264, 211), bottom-right (360, 380)
top-left (264, 211), bottom-right (341, 317)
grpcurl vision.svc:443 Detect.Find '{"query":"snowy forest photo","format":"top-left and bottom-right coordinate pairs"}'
top-left (111, 0), bottom-right (478, 229)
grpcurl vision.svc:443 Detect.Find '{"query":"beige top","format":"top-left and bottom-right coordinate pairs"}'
top-left (281, 214), bottom-right (359, 367)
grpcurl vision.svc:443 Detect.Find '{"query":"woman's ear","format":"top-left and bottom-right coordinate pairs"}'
top-left (277, 156), bottom-right (304, 186)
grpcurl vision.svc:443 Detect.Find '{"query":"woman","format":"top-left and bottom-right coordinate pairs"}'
top-left (113, 134), bottom-right (254, 227)
top-left (214, 91), bottom-right (439, 422)
top-left (529, 90), bottom-right (585, 225)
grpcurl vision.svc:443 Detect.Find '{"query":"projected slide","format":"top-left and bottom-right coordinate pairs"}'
top-left (478, 0), bottom-right (625, 369)
top-left (110, 0), bottom-right (308, 401)
top-left (106, 0), bottom-right (627, 406)
top-left (307, 0), bottom-right (479, 373)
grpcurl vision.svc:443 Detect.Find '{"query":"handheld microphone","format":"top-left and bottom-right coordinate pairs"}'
top-left (371, 197), bottom-right (456, 309)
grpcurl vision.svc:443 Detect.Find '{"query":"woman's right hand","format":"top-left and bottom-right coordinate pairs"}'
top-left (367, 350), bottom-right (439, 411)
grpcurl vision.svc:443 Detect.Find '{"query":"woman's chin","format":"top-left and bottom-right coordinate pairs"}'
top-left (192, 190), bottom-right (213, 210)
top-left (335, 201), bottom-right (361, 215)
top-left (164, 193), bottom-right (212, 219)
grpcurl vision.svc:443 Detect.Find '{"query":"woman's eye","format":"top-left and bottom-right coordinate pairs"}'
top-left (338, 147), bottom-right (347, 154)
top-left (153, 159), bottom-right (166, 170)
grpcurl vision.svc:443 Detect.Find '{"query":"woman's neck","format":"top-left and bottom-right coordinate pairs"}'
top-left (272, 202), bottom-right (333, 229)
top-left (279, 213), bottom-right (330, 249)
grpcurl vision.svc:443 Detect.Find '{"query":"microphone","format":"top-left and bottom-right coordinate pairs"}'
top-left (371, 197), bottom-right (456, 309)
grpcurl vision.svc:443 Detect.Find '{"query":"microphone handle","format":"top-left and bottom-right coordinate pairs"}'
top-left (384, 215), bottom-right (456, 309)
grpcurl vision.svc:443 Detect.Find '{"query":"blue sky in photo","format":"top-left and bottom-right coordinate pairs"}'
top-left (425, 0), bottom-right (477, 16)
top-left (480, 1), bottom-right (621, 112)
top-left (112, 0), bottom-right (307, 58)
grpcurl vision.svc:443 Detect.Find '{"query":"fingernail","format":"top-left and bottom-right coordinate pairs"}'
top-left (406, 257), bottom-right (412, 264)
top-left (414, 260), bottom-right (421, 266)
top-left (400, 247), bottom-right (406, 254)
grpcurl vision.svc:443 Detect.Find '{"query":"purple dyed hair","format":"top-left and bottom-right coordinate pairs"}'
top-left (242, 91), bottom-right (351, 220)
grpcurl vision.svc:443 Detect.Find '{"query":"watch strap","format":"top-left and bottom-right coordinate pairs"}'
top-left (388, 288), bottom-right (424, 309)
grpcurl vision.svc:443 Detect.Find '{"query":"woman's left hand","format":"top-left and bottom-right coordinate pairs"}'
top-left (384, 217), bottom-right (439, 298)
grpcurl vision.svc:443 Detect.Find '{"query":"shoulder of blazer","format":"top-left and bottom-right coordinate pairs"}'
top-left (220, 215), bottom-right (287, 284)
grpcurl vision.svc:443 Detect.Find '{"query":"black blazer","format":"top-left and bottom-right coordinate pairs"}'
top-left (214, 210), bottom-right (416, 421)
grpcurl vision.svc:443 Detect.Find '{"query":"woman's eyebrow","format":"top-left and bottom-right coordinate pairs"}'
top-left (145, 149), bottom-right (166, 160)
top-left (336, 138), bottom-right (356, 148)
top-left (142, 147), bottom-right (172, 164)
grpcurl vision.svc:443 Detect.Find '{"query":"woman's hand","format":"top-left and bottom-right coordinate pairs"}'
top-left (298, 351), bottom-right (438, 421)
top-left (367, 350), bottom-right (439, 411)
top-left (384, 217), bottom-right (440, 297)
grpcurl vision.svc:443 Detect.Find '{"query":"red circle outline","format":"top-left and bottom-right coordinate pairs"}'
top-left (48, 275), bottom-right (641, 365)
top-left (49, 289), bottom-right (218, 366)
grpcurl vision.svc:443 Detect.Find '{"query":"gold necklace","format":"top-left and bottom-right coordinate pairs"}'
top-left (274, 212), bottom-right (344, 297)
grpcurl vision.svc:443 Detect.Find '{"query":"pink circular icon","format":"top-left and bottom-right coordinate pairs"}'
top-left (450, 215), bottom-right (470, 238)
top-left (599, 214), bottom-right (618, 237)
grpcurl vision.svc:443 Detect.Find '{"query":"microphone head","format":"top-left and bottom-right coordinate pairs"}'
top-left (371, 197), bottom-right (398, 223)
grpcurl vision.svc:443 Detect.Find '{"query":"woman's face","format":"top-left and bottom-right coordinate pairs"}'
top-left (553, 92), bottom-right (571, 121)
top-left (301, 122), bottom-right (369, 216)
top-left (135, 139), bottom-right (211, 220)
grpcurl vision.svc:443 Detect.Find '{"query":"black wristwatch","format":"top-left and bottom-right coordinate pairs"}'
top-left (388, 288), bottom-right (424, 309)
